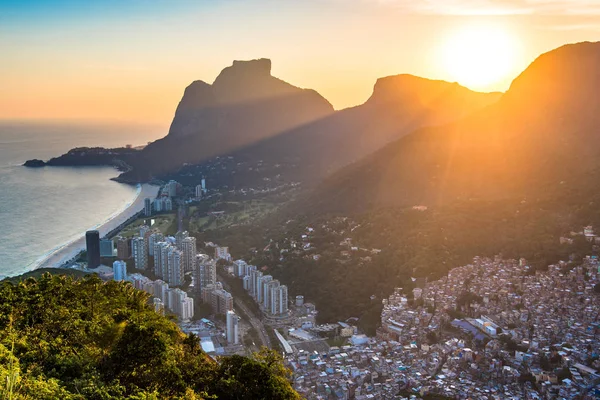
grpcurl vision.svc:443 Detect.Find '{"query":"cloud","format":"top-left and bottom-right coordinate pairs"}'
top-left (371, 0), bottom-right (600, 16)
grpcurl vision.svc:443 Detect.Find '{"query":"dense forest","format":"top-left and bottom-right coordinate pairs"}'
top-left (0, 273), bottom-right (299, 399)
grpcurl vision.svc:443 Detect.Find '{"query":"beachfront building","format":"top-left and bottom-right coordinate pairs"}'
top-left (113, 260), bottom-right (127, 281)
top-left (100, 239), bottom-right (114, 257)
top-left (132, 236), bottom-right (147, 270)
top-left (181, 236), bottom-right (196, 272)
top-left (144, 198), bottom-right (152, 217)
top-left (85, 230), bottom-right (101, 268)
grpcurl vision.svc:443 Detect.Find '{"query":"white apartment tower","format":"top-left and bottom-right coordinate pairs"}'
top-left (167, 247), bottom-right (184, 286)
top-left (226, 310), bottom-right (240, 345)
top-left (194, 255), bottom-right (216, 294)
top-left (270, 284), bottom-right (289, 316)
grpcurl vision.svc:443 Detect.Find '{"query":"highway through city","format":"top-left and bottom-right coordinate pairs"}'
top-left (217, 274), bottom-right (272, 349)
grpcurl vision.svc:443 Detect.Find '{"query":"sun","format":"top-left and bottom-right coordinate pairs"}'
top-left (442, 25), bottom-right (517, 90)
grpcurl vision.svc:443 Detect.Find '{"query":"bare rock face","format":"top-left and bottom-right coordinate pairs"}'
top-left (167, 58), bottom-right (333, 139)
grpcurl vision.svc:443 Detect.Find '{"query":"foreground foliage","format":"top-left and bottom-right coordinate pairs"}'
top-left (0, 274), bottom-right (299, 399)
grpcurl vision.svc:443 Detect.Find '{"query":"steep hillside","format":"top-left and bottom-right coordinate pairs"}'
top-left (228, 75), bottom-right (500, 180)
top-left (311, 41), bottom-right (600, 212)
top-left (0, 273), bottom-right (299, 399)
top-left (236, 41), bottom-right (600, 330)
top-left (119, 58), bottom-right (334, 181)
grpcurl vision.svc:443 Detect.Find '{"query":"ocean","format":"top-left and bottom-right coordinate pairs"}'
top-left (0, 120), bottom-right (165, 278)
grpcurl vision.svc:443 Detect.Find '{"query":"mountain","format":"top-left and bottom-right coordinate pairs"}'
top-left (226, 75), bottom-right (501, 181)
top-left (118, 58), bottom-right (334, 181)
top-left (310, 41), bottom-right (600, 212)
top-left (251, 41), bottom-right (600, 330)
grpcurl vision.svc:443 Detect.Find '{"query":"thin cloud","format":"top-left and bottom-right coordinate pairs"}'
top-left (372, 0), bottom-right (600, 16)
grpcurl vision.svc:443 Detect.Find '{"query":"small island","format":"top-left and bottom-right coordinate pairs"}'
top-left (23, 159), bottom-right (46, 167)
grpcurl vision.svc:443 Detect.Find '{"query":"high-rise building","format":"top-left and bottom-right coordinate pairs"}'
top-left (112, 260), bottom-right (127, 281)
top-left (158, 242), bottom-right (173, 279)
top-left (226, 311), bottom-right (240, 345)
top-left (132, 237), bottom-right (147, 270)
top-left (148, 232), bottom-right (164, 257)
top-left (201, 283), bottom-right (233, 315)
top-left (194, 255), bottom-right (216, 294)
top-left (215, 246), bottom-right (231, 262)
top-left (167, 180), bottom-right (180, 197)
top-left (233, 260), bottom-right (248, 277)
top-left (167, 247), bottom-right (183, 286)
top-left (270, 284), bottom-right (288, 316)
top-left (256, 274), bottom-right (272, 303)
top-left (116, 236), bottom-right (130, 259)
top-left (243, 275), bottom-right (251, 291)
top-left (175, 231), bottom-right (189, 250)
top-left (153, 280), bottom-right (169, 304)
top-left (251, 270), bottom-right (263, 299)
top-left (144, 198), bottom-right (152, 217)
top-left (99, 239), bottom-right (114, 257)
top-left (201, 178), bottom-right (206, 192)
top-left (261, 275), bottom-right (273, 309)
top-left (153, 198), bottom-right (163, 213)
top-left (166, 288), bottom-right (194, 321)
top-left (164, 198), bottom-right (173, 212)
top-left (139, 225), bottom-right (150, 238)
top-left (195, 184), bottom-right (203, 199)
top-left (181, 236), bottom-right (197, 272)
top-left (85, 230), bottom-right (101, 268)
top-left (266, 279), bottom-right (280, 311)
top-left (153, 298), bottom-right (165, 315)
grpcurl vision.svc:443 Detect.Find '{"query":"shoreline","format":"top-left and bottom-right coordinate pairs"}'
top-left (33, 183), bottom-right (160, 270)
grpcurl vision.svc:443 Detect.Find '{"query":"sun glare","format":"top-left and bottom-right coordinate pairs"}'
top-left (442, 25), bottom-right (517, 91)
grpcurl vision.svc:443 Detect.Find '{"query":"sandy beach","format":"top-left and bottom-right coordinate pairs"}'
top-left (35, 183), bottom-right (160, 270)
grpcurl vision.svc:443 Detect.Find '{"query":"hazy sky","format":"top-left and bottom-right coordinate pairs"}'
top-left (1, 0), bottom-right (599, 125)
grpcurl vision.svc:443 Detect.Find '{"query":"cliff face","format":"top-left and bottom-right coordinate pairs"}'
top-left (119, 58), bottom-right (334, 181)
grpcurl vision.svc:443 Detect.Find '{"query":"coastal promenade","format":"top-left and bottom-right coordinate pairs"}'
top-left (35, 183), bottom-right (159, 270)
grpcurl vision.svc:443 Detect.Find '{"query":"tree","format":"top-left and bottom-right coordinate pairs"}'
top-left (0, 273), bottom-right (299, 399)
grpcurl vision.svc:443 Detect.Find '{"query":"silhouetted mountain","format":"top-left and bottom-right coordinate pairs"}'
top-left (310, 41), bottom-right (600, 212)
top-left (118, 58), bottom-right (334, 181)
top-left (227, 75), bottom-right (500, 180)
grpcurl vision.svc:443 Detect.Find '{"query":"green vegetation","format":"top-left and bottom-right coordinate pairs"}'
top-left (0, 273), bottom-right (299, 399)
top-left (2, 268), bottom-right (90, 284)
top-left (188, 200), bottom-right (279, 233)
top-left (118, 214), bottom-right (176, 238)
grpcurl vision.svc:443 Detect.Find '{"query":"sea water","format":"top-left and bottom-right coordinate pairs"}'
top-left (0, 120), bottom-right (165, 277)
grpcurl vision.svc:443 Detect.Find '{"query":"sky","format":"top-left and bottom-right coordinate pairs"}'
top-left (1, 0), bottom-right (599, 126)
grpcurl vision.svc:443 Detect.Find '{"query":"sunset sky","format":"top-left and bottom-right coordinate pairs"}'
top-left (1, 0), bottom-right (599, 125)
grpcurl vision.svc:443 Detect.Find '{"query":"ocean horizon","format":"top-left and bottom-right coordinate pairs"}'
top-left (0, 120), bottom-right (165, 278)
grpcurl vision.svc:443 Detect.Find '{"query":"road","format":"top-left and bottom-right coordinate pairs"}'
top-left (217, 274), bottom-right (272, 349)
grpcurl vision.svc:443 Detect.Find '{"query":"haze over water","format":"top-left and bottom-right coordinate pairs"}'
top-left (0, 121), bottom-right (164, 277)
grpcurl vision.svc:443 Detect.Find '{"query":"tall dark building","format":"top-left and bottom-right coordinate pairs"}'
top-left (86, 230), bottom-right (101, 268)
